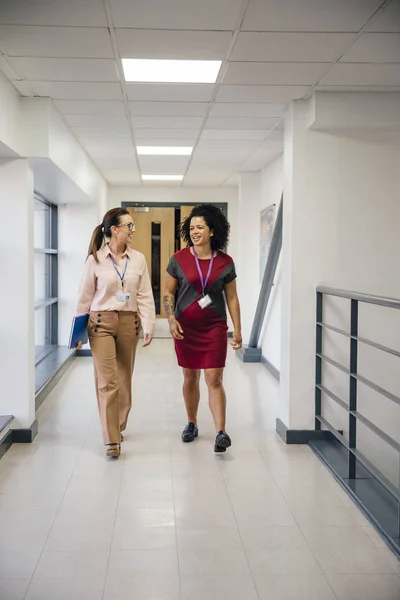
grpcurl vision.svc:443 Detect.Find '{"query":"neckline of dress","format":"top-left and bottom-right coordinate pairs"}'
top-left (189, 247), bottom-right (217, 261)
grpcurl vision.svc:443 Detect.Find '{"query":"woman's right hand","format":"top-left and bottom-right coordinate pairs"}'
top-left (75, 341), bottom-right (83, 350)
top-left (169, 318), bottom-right (184, 340)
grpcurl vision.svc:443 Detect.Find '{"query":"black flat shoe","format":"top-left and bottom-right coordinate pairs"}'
top-left (214, 430), bottom-right (231, 453)
top-left (182, 422), bottom-right (198, 443)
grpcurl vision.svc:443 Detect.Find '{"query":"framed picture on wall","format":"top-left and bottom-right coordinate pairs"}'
top-left (260, 204), bottom-right (275, 283)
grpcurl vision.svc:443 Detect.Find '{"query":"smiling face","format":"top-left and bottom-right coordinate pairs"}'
top-left (112, 214), bottom-right (136, 245)
top-left (189, 216), bottom-right (213, 249)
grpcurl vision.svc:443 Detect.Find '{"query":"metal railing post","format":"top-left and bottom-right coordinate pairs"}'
top-left (315, 291), bottom-right (323, 430)
top-left (348, 299), bottom-right (359, 480)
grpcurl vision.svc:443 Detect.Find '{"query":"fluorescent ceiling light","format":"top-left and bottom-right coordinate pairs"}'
top-left (122, 59), bottom-right (222, 84)
top-left (142, 175), bottom-right (183, 181)
top-left (137, 146), bottom-right (193, 156)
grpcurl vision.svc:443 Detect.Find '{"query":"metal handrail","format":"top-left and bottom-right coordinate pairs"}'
top-left (317, 286), bottom-right (400, 310)
top-left (315, 287), bottom-right (400, 538)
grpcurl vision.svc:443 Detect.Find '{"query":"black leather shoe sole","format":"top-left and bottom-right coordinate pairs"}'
top-left (181, 428), bottom-right (198, 443)
top-left (214, 433), bottom-right (231, 453)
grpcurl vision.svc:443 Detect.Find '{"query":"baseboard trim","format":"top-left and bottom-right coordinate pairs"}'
top-left (260, 356), bottom-right (280, 381)
top-left (35, 351), bottom-right (76, 410)
top-left (12, 420), bottom-right (38, 443)
top-left (276, 418), bottom-right (335, 444)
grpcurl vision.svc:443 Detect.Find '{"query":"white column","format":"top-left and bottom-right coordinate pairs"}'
top-left (237, 172), bottom-right (261, 344)
top-left (0, 159), bottom-right (35, 429)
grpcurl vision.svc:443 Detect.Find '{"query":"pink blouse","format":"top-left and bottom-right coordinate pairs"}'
top-left (76, 244), bottom-right (156, 335)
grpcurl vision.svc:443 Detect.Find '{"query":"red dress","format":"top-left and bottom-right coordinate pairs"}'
top-left (167, 247), bottom-right (237, 369)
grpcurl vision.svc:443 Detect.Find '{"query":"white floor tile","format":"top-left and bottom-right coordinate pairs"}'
top-left (24, 577), bottom-right (105, 600)
top-left (1, 340), bottom-right (396, 600)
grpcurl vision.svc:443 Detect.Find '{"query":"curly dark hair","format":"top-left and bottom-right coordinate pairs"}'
top-left (180, 204), bottom-right (230, 251)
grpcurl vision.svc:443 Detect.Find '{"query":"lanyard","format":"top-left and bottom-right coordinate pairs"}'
top-left (193, 247), bottom-right (214, 296)
top-left (109, 254), bottom-right (128, 288)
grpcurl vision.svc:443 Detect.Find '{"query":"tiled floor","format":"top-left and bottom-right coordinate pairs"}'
top-left (0, 339), bottom-right (399, 600)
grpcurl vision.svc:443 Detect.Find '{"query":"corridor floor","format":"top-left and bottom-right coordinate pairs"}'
top-left (0, 339), bottom-right (399, 600)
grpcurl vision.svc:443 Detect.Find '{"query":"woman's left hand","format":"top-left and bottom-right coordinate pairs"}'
top-left (231, 330), bottom-right (242, 350)
top-left (143, 333), bottom-right (153, 348)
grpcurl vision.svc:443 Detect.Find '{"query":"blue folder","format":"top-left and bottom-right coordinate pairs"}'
top-left (68, 314), bottom-right (89, 349)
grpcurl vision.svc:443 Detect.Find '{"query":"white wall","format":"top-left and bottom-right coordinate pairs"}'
top-left (0, 160), bottom-right (35, 428)
top-left (0, 71), bottom-right (23, 156)
top-left (281, 97), bottom-right (400, 485)
top-left (259, 155), bottom-right (283, 370)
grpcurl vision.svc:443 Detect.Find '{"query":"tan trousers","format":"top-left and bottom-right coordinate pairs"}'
top-left (88, 311), bottom-right (140, 445)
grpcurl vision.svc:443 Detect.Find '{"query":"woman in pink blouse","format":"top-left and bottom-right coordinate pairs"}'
top-left (76, 207), bottom-right (156, 458)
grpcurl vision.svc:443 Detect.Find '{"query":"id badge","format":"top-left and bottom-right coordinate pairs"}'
top-left (116, 292), bottom-right (131, 302)
top-left (198, 294), bottom-right (212, 309)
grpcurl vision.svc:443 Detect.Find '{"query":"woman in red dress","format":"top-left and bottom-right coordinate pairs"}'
top-left (163, 204), bottom-right (242, 452)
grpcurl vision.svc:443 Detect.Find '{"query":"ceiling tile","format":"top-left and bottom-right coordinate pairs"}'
top-left (340, 33), bottom-right (400, 63)
top-left (132, 116), bottom-right (204, 129)
top-left (79, 137), bottom-right (135, 157)
top-left (209, 102), bottom-right (285, 117)
top-left (9, 79), bottom-right (35, 95)
top-left (54, 100), bottom-right (126, 115)
top-left (126, 83), bottom-right (214, 102)
top-left (239, 140), bottom-right (283, 172)
top-left (102, 169), bottom-right (141, 184)
top-left (65, 114), bottom-right (129, 127)
top-left (320, 63), bottom-right (400, 86)
top-left (0, 26), bottom-right (113, 58)
top-left (29, 81), bottom-right (123, 100)
top-left (242, 0), bottom-right (383, 32)
top-left (185, 170), bottom-right (230, 185)
top-left (205, 117), bottom-right (280, 129)
top-left (216, 85), bottom-right (310, 103)
top-left (366, 1), bottom-right (400, 32)
top-left (192, 146), bottom-right (252, 164)
top-left (129, 102), bottom-right (208, 117)
top-left (8, 57), bottom-right (119, 82)
top-left (116, 29), bottom-right (232, 60)
top-left (72, 125), bottom-right (130, 138)
top-left (223, 62), bottom-right (328, 86)
top-left (110, 0), bottom-right (243, 30)
top-left (231, 32), bottom-right (354, 63)
top-left (137, 156), bottom-right (190, 174)
top-left (316, 85), bottom-right (400, 92)
top-left (131, 128), bottom-right (199, 139)
top-left (198, 139), bottom-right (260, 149)
top-left (202, 129), bottom-right (269, 140)
top-left (0, 0), bottom-right (107, 26)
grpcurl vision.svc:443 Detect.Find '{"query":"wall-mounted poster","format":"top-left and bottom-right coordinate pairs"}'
top-left (260, 204), bottom-right (275, 283)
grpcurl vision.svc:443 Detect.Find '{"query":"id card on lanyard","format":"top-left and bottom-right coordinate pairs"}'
top-left (109, 254), bottom-right (130, 302)
top-left (193, 248), bottom-right (214, 309)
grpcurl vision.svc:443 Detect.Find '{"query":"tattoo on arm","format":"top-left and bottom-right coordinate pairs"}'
top-left (163, 294), bottom-right (175, 319)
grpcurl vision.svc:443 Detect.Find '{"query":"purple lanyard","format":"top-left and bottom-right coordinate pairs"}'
top-left (193, 248), bottom-right (214, 296)
top-left (109, 255), bottom-right (128, 288)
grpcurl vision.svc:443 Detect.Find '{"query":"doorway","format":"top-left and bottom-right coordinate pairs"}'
top-left (123, 202), bottom-right (228, 332)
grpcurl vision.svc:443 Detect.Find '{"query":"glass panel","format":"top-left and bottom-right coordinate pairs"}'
top-left (34, 253), bottom-right (50, 303)
top-left (34, 197), bottom-right (50, 249)
top-left (151, 222), bottom-right (161, 314)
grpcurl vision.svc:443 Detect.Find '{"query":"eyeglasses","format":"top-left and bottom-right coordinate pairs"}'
top-left (118, 222), bottom-right (135, 231)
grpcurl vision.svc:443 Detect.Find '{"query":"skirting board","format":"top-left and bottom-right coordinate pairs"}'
top-left (12, 420), bottom-right (38, 443)
top-left (276, 418), bottom-right (335, 444)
